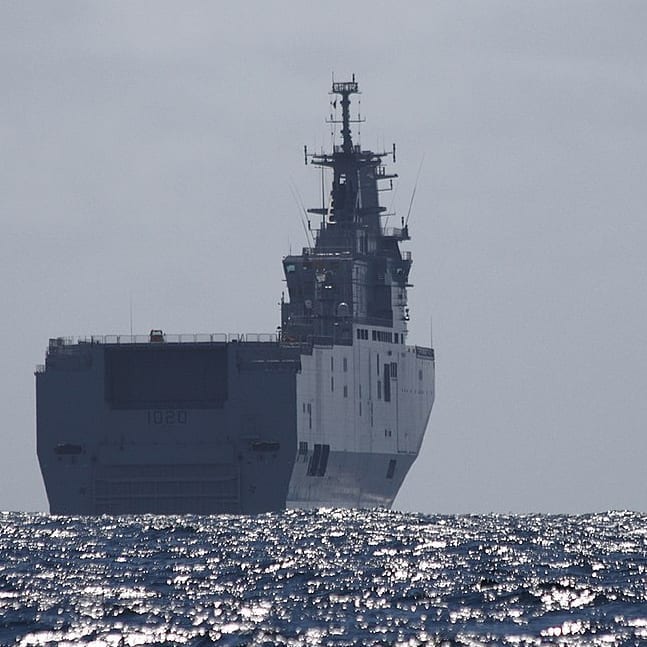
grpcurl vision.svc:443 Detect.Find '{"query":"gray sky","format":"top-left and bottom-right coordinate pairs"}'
top-left (1, 1), bottom-right (646, 514)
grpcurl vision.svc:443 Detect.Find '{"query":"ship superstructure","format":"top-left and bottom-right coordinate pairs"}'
top-left (281, 78), bottom-right (434, 507)
top-left (36, 79), bottom-right (434, 514)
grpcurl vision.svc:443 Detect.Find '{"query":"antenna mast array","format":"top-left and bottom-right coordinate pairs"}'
top-left (328, 76), bottom-right (362, 154)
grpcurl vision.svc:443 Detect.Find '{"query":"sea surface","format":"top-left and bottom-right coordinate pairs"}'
top-left (1, 510), bottom-right (646, 646)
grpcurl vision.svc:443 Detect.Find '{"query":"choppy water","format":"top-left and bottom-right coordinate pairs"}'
top-left (1, 510), bottom-right (647, 646)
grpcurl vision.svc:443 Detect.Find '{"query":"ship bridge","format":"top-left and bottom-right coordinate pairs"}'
top-left (281, 77), bottom-right (412, 346)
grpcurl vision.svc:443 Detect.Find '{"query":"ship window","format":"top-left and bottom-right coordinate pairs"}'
top-left (359, 401), bottom-right (362, 416)
top-left (343, 357), bottom-right (347, 372)
top-left (330, 356), bottom-right (334, 371)
top-left (343, 385), bottom-right (348, 398)
top-left (286, 264), bottom-right (296, 272)
top-left (372, 330), bottom-right (377, 341)
top-left (377, 355), bottom-right (380, 375)
top-left (383, 364), bottom-right (391, 402)
top-left (307, 402), bottom-right (312, 429)
top-left (390, 362), bottom-right (398, 378)
top-left (331, 376), bottom-right (334, 392)
top-left (298, 441), bottom-right (308, 455)
top-left (386, 459), bottom-right (397, 479)
top-left (419, 369), bottom-right (423, 381)
top-left (377, 380), bottom-right (382, 400)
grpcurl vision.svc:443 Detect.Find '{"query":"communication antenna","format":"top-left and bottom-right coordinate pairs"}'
top-left (430, 314), bottom-right (434, 348)
top-left (357, 97), bottom-right (362, 144)
top-left (289, 180), bottom-right (314, 248)
top-left (129, 294), bottom-right (134, 337)
top-left (405, 153), bottom-right (425, 227)
top-left (321, 165), bottom-right (325, 216)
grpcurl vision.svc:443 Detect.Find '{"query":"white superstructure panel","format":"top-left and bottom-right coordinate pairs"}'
top-left (287, 325), bottom-right (434, 508)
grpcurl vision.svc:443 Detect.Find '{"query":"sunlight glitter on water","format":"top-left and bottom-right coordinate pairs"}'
top-left (2, 510), bottom-right (647, 645)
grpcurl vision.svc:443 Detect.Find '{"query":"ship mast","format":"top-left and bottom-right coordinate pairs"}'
top-left (332, 76), bottom-right (360, 154)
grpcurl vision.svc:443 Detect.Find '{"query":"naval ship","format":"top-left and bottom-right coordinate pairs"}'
top-left (36, 79), bottom-right (435, 515)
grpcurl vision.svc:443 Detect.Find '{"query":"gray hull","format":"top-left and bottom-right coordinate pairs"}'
top-left (36, 335), bottom-right (433, 515)
top-left (37, 339), bottom-right (300, 515)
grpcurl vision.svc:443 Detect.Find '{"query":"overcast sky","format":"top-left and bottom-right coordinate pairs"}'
top-left (1, 1), bottom-right (646, 514)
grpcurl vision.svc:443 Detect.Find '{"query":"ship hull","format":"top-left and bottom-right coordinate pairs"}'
top-left (36, 334), bottom-right (433, 515)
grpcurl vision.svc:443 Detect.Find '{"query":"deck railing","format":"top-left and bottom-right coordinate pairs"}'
top-left (48, 332), bottom-right (279, 348)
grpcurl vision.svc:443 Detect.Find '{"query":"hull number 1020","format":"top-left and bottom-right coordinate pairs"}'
top-left (147, 410), bottom-right (188, 425)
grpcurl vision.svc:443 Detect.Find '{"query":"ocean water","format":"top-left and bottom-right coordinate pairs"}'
top-left (1, 510), bottom-right (646, 646)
